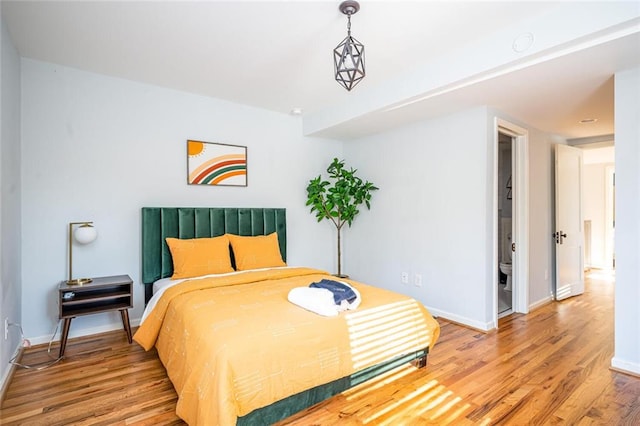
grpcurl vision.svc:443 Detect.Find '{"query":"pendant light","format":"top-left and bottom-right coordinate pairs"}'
top-left (333, 1), bottom-right (365, 91)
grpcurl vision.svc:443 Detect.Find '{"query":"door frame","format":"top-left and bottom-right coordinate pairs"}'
top-left (605, 165), bottom-right (615, 269)
top-left (493, 118), bottom-right (529, 328)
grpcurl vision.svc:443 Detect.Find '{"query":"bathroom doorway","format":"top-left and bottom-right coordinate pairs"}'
top-left (493, 118), bottom-right (529, 327)
top-left (498, 132), bottom-right (514, 316)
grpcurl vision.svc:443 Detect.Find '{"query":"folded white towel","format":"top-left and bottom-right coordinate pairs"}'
top-left (288, 287), bottom-right (338, 317)
top-left (287, 282), bottom-right (361, 317)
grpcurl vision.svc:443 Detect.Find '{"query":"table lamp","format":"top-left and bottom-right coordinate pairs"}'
top-left (67, 221), bottom-right (98, 285)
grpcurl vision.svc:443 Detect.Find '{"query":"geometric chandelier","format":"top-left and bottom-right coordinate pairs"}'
top-left (333, 1), bottom-right (365, 91)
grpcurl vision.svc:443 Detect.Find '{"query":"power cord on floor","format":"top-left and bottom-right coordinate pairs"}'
top-left (8, 321), bottom-right (64, 370)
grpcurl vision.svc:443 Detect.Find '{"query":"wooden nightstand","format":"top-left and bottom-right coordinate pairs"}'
top-left (58, 274), bottom-right (133, 358)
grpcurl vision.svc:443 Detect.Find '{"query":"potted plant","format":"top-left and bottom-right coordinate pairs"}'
top-left (306, 158), bottom-right (378, 277)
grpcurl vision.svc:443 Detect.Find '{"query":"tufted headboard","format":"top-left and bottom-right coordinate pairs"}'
top-left (141, 207), bottom-right (286, 302)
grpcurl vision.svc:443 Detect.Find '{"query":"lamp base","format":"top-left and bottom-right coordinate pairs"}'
top-left (66, 278), bottom-right (93, 286)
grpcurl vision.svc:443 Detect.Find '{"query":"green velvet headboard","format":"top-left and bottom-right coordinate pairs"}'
top-left (141, 207), bottom-right (286, 302)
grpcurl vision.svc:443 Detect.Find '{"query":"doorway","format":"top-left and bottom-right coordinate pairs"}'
top-left (553, 142), bottom-right (615, 300)
top-left (498, 132), bottom-right (514, 316)
top-left (581, 144), bottom-right (615, 272)
top-left (493, 118), bottom-right (529, 327)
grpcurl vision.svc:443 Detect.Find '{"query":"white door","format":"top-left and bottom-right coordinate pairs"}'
top-left (554, 144), bottom-right (585, 300)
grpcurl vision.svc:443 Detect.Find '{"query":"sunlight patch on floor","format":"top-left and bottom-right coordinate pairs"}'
top-left (340, 362), bottom-right (480, 425)
top-left (362, 378), bottom-right (473, 425)
top-left (337, 300), bottom-right (482, 424)
top-left (585, 269), bottom-right (615, 281)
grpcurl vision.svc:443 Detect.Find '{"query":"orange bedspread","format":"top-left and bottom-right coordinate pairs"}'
top-left (134, 267), bottom-right (440, 425)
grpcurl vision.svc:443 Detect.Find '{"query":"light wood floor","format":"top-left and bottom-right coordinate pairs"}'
top-left (2, 271), bottom-right (639, 425)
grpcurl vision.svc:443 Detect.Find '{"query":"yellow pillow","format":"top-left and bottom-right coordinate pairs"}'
top-left (227, 232), bottom-right (286, 271)
top-left (166, 235), bottom-right (233, 279)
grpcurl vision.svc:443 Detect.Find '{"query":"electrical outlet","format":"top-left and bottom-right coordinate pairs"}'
top-left (414, 274), bottom-right (423, 287)
top-left (401, 272), bottom-right (409, 284)
top-left (4, 317), bottom-right (8, 340)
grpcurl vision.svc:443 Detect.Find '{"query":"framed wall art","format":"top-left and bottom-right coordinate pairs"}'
top-left (187, 140), bottom-right (247, 186)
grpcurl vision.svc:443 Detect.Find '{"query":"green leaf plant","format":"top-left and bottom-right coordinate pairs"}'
top-left (306, 158), bottom-right (379, 277)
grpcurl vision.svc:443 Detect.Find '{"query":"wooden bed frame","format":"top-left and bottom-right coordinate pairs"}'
top-left (140, 206), bottom-right (428, 424)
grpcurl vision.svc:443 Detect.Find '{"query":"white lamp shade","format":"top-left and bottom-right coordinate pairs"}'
top-left (74, 224), bottom-right (97, 245)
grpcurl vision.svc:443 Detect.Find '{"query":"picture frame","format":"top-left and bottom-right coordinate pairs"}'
top-left (187, 140), bottom-right (247, 186)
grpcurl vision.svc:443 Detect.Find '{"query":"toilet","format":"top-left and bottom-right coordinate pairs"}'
top-left (500, 261), bottom-right (512, 291)
top-left (500, 224), bottom-right (513, 291)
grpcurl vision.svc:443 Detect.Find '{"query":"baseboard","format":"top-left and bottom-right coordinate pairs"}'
top-left (0, 345), bottom-right (23, 405)
top-left (528, 295), bottom-right (554, 311)
top-left (611, 357), bottom-right (640, 377)
top-left (427, 296), bottom-right (556, 332)
top-left (426, 306), bottom-right (495, 332)
top-left (27, 317), bottom-right (142, 346)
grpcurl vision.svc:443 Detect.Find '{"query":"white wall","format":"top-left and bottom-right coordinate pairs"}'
top-left (343, 106), bottom-right (558, 330)
top-left (20, 59), bottom-right (342, 342)
top-left (0, 15), bottom-right (22, 393)
top-left (527, 128), bottom-right (558, 307)
top-left (342, 107), bottom-right (493, 329)
top-left (612, 66), bottom-right (640, 375)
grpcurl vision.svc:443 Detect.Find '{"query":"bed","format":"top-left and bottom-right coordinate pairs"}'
top-left (134, 207), bottom-right (440, 425)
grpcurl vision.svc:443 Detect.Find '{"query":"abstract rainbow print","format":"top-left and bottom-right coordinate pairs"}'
top-left (187, 140), bottom-right (247, 186)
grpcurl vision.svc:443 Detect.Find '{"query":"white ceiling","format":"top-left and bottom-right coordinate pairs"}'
top-left (2, 1), bottom-right (639, 140)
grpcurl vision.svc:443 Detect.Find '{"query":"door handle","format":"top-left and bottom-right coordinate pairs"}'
top-left (553, 231), bottom-right (567, 244)
top-left (511, 242), bottom-right (516, 252)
